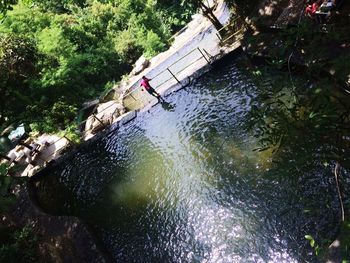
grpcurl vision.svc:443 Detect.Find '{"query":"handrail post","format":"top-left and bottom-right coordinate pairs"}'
top-left (63, 135), bottom-right (74, 145)
top-left (202, 48), bottom-right (213, 60)
top-left (92, 114), bottom-right (105, 127)
top-left (167, 68), bottom-right (180, 84)
top-left (197, 48), bottom-right (210, 64)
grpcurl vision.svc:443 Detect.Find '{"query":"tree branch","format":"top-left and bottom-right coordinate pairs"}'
top-left (334, 162), bottom-right (345, 222)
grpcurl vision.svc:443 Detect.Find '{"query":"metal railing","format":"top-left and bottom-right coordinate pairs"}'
top-left (216, 16), bottom-right (246, 44)
top-left (3, 17), bottom-right (248, 175)
top-left (2, 47), bottom-right (214, 175)
top-left (123, 47), bottom-right (212, 110)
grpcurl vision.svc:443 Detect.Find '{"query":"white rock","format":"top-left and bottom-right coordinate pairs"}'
top-left (131, 55), bottom-right (150, 76)
top-left (84, 101), bottom-right (125, 139)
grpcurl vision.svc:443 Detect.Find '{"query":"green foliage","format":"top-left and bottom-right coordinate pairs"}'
top-left (103, 80), bottom-right (116, 93)
top-left (142, 30), bottom-right (166, 58)
top-left (279, 21), bottom-right (350, 82)
top-left (0, 0), bottom-right (17, 19)
top-left (156, 0), bottom-right (195, 31)
top-left (246, 21), bottom-right (350, 162)
top-left (0, 163), bottom-right (16, 213)
top-left (0, 165), bottom-right (37, 263)
top-left (30, 0), bottom-right (86, 13)
top-left (37, 25), bottom-right (77, 57)
top-left (113, 28), bottom-right (143, 63)
top-left (29, 101), bottom-right (78, 133)
top-left (305, 235), bottom-right (320, 255)
top-left (0, 0), bottom-right (195, 134)
top-left (0, 4), bottom-right (51, 35)
top-left (0, 33), bottom-right (39, 126)
top-left (59, 123), bottom-right (81, 144)
top-left (0, 225), bottom-right (39, 263)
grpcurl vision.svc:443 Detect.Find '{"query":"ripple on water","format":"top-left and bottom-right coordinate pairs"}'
top-left (34, 62), bottom-right (340, 262)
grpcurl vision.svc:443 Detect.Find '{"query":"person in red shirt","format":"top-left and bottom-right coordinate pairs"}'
top-left (305, 0), bottom-right (320, 17)
top-left (140, 76), bottom-right (164, 101)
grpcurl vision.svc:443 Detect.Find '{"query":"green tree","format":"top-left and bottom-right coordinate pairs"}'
top-left (0, 164), bottom-right (15, 212)
top-left (0, 34), bottom-right (39, 126)
top-left (0, 224), bottom-right (39, 263)
top-left (152, 0), bottom-right (196, 32)
top-left (30, 0), bottom-right (86, 13)
top-left (0, 0), bottom-right (16, 18)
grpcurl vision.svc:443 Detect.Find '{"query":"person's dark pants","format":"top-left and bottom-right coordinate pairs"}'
top-left (146, 87), bottom-right (161, 99)
top-left (316, 13), bottom-right (327, 23)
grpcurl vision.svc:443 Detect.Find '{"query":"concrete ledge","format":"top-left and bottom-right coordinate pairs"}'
top-left (140, 102), bottom-right (157, 113)
top-left (120, 111), bottom-right (137, 125)
top-left (112, 111), bottom-right (137, 127)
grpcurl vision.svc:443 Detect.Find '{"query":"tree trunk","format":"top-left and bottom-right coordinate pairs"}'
top-left (197, 1), bottom-right (224, 32)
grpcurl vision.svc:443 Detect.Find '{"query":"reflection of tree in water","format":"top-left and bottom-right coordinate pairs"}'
top-left (245, 65), bottom-right (350, 260)
top-left (246, 66), bottom-right (350, 165)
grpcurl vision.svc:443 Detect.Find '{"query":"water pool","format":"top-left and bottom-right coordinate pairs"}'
top-left (33, 59), bottom-right (343, 262)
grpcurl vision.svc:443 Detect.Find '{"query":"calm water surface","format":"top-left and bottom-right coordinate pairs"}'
top-left (34, 60), bottom-right (343, 262)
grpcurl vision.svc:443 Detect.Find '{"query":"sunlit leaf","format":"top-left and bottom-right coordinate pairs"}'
top-left (310, 239), bottom-right (315, 247)
top-left (305, 235), bottom-right (314, 241)
top-left (315, 88), bottom-right (322, 94)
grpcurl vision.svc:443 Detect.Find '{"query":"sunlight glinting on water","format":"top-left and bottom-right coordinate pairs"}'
top-left (33, 61), bottom-right (341, 262)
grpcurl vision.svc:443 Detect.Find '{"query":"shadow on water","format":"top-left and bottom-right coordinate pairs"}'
top-left (160, 100), bottom-right (176, 112)
top-left (31, 54), bottom-right (350, 263)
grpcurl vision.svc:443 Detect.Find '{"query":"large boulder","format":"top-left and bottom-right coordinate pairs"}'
top-left (84, 101), bottom-right (125, 140)
top-left (100, 89), bottom-right (116, 103)
top-left (130, 55), bottom-right (150, 76)
top-left (250, 0), bottom-right (288, 30)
